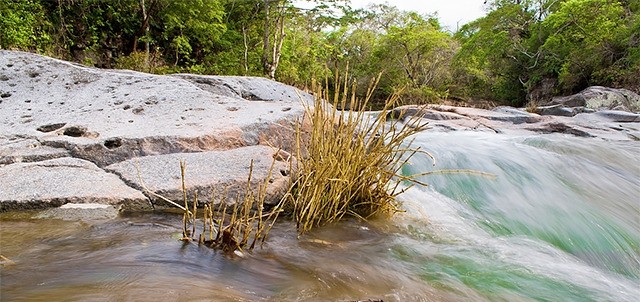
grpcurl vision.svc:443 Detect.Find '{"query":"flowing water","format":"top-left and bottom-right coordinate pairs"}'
top-left (1, 131), bottom-right (639, 301)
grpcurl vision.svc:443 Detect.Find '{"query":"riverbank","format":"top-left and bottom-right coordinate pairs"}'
top-left (1, 50), bottom-right (639, 215)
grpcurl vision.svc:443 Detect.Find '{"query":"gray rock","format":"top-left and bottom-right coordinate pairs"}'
top-left (0, 138), bottom-right (69, 165)
top-left (0, 50), bottom-right (311, 167)
top-left (428, 105), bottom-right (541, 124)
top-left (594, 110), bottom-right (640, 123)
top-left (172, 74), bottom-right (307, 103)
top-left (0, 50), bottom-right (314, 211)
top-left (0, 157), bottom-right (149, 212)
top-left (394, 103), bottom-right (638, 140)
top-left (106, 145), bottom-right (292, 208)
top-left (537, 104), bottom-right (578, 117)
top-left (387, 105), bottom-right (468, 122)
top-left (550, 86), bottom-right (640, 112)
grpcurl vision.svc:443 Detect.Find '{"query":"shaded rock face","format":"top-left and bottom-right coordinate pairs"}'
top-left (541, 86), bottom-right (640, 115)
top-left (0, 51), bottom-right (310, 212)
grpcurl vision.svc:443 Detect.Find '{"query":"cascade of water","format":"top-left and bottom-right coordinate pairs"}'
top-left (393, 131), bottom-right (640, 301)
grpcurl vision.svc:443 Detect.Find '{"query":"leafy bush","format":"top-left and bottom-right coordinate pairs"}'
top-left (0, 0), bottom-right (50, 51)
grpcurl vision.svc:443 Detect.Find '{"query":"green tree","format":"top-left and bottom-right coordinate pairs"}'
top-left (538, 0), bottom-right (630, 92)
top-left (0, 0), bottom-right (50, 51)
top-left (276, 11), bottom-right (333, 87)
top-left (157, 0), bottom-right (226, 68)
top-left (453, 2), bottom-right (538, 104)
top-left (374, 11), bottom-right (457, 102)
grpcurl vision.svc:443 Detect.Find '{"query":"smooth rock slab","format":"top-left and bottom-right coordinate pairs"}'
top-left (0, 157), bottom-right (149, 212)
top-left (0, 50), bottom-right (311, 167)
top-left (0, 138), bottom-right (69, 165)
top-left (106, 145), bottom-right (293, 207)
top-left (594, 110), bottom-right (640, 123)
top-left (549, 86), bottom-right (640, 112)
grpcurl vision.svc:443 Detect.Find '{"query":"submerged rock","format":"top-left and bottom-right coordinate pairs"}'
top-left (0, 50), bottom-right (311, 212)
top-left (35, 203), bottom-right (119, 220)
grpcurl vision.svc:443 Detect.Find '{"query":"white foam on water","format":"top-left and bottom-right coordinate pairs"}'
top-left (395, 173), bottom-right (640, 301)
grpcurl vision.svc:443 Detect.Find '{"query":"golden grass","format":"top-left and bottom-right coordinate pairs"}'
top-left (525, 98), bottom-right (541, 114)
top-left (174, 160), bottom-right (283, 254)
top-left (288, 72), bottom-right (433, 234)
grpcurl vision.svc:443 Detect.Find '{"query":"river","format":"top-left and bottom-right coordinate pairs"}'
top-left (1, 131), bottom-right (639, 301)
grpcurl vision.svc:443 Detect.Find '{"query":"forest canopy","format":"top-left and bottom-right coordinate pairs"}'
top-left (1, 0), bottom-right (638, 106)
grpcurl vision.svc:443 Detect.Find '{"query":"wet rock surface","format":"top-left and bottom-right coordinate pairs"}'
top-left (389, 104), bottom-right (640, 141)
top-left (0, 157), bottom-right (149, 211)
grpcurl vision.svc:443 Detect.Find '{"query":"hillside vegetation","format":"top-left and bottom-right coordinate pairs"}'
top-left (1, 0), bottom-right (638, 106)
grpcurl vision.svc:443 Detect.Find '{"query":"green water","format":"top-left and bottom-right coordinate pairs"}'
top-left (1, 131), bottom-right (639, 301)
top-left (400, 132), bottom-right (639, 301)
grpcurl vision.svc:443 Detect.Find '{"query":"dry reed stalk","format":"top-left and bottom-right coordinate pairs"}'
top-left (143, 157), bottom-right (283, 253)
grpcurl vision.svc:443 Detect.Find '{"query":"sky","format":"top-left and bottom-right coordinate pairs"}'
top-left (347, 0), bottom-right (487, 31)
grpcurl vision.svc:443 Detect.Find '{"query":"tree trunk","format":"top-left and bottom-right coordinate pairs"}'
top-left (262, 0), bottom-right (287, 80)
top-left (242, 25), bottom-right (249, 75)
top-left (140, 0), bottom-right (150, 69)
top-left (261, 0), bottom-right (271, 76)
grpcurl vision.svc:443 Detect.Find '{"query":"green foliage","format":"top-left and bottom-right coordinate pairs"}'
top-left (276, 13), bottom-right (332, 87)
top-left (375, 12), bottom-right (457, 98)
top-left (42, 0), bottom-right (143, 65)
top-left (0, 0), bottom-right (50, 51)
top-left (3, 0), bottom-right (638, 101)
top-left (456, 0), bottom-right (639, 103)
top-left (323, 7), bottom-right (457, 106)
top-left (453, 3), bottom-right (534, 104)
top-left (158, 0), bottom-right (226, 66)
top-left (398, 86), bottom-right (448, 105)
top-left (539, 0), bottom-right (627, 92)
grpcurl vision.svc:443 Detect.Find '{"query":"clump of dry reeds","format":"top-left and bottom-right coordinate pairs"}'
top-left (176, 160), bottom-right (283, 254)
top-left (288, 72), bottom-right (433, 234)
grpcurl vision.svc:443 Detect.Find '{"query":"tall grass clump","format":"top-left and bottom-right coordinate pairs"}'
top-left (290, 72), bottom-right (432, 234)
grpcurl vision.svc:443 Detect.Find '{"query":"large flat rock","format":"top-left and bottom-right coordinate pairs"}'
top-left (0, 158), bottom-right (149, 211)
top-left (106, 145), bottom-right (292, 207)
top-left (0, 50), bottom-right (310, 212)
top-left (0, 50), bottom-right (311, 167)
